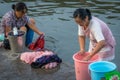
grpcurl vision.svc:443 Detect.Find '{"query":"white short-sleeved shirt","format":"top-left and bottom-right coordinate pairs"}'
top-left (78, 17), bottom-right (111, 53)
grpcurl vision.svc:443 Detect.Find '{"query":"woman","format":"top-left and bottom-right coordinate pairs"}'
top-left (73, 8), bottom-right (116, 61)
top-left (1, 2), bottom-right (44, 47)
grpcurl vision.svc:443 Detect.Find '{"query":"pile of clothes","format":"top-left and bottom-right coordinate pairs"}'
top-left (20, 49), bottom-right (62, 69)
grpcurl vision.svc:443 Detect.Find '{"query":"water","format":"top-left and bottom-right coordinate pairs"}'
top-left (28, 0), bottom-right (120, 63)
top-left (0, 0), bottom-right (120, 79)
top-left (90, 62), bottom-right (116, 72)
top-left (0, 0), bottom-right (120, 64)
top-left (92, 66), bottom-right (115, 72)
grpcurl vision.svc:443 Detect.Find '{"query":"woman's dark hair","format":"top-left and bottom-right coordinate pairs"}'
top-left (12, 2), bottom-right (28, 13)
top-left (73, 8), bottom-right (92, 20)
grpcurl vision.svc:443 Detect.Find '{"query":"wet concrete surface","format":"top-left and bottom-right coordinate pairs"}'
top-left (0, 47), bottom-right (120, 80)
top-left (0, 47), bottom-right (75, 80)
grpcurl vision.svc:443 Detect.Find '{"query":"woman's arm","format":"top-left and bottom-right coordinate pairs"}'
top-left (27, 22), bottom-right (43, 35)
top-left (90, 40), bottom-right (105, 56)
top-left (5, 26), bottom-right (11, 37)
top-left (83, 40), bottom-right (105, 61)
top-left (83, 19), bottom-right (106, 60)
top-left (78, 36), bottom-right (86, 54)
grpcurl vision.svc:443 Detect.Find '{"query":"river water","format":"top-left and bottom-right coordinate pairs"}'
top-left (0, 0), bottom-right (120, 80)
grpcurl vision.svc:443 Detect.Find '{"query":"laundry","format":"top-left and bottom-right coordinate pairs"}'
top-left (28, 34), bottom-right (45, 50)
top-left (44, 62), bottom-right (57, 69)
top-left (20, 49), bottom-right (62, 69)
top-left (20, 49), bottom-right (54, 64)
top-left (31, 54), bottom-right (62, 69)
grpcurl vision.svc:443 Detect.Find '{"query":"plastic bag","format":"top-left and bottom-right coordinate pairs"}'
top-left (28, 34), bottom-right (45, 50)
top-left (105, 70), bottom-right (120, 80)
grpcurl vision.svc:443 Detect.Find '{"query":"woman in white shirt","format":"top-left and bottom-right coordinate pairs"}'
top-left (73, 8), bottom-right (116, 61)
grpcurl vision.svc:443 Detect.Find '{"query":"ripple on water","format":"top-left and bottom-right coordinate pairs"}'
top-left (45, 35), bottom-right (58, 51)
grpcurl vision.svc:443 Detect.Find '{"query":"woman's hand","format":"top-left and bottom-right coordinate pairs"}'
top-left (77, 49), bottom-right (85, 55)
top-left (38, 31), bottom-right (45, 35)
top-left (82, 53), bottom-right (93, 61)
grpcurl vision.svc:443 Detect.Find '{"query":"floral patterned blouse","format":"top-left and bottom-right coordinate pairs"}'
top-left (1, 10), bottom-right (30, 31)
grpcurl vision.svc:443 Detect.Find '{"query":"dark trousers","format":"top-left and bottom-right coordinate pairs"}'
top-left (25, 25), bottom-right (34, 46)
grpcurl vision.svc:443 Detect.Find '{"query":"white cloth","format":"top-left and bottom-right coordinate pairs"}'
top-left (78, 17), bottom-right (108, 52)
top-left (78, 17), bottom-right (115, 61)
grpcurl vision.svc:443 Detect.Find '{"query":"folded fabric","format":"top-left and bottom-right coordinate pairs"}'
top-left (31, 54), bottom-right (62, 69)
top-left (44, 62), bottom-right (57, 69)
top-left (20, 49), bottom-right (62, 69)
top-left (20, 50), bottom-right (54, 64)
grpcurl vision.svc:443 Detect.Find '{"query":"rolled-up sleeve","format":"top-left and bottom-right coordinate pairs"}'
top-left (78, 25), bottom-right (85, 36)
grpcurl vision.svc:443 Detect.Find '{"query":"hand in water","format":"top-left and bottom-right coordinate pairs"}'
top-left (77, 49), bottom-right (85, 55)
top-left (39, 32), bottom-right (45, 35)
top-left (82, 54), bottom-right (92, 61)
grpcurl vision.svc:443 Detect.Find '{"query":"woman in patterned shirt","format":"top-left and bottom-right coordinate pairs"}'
top-left (1, 2), bottom-right (44, 46)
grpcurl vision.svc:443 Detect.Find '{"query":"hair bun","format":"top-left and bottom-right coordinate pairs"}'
top-left (12, 4), bottom-right (15, 10)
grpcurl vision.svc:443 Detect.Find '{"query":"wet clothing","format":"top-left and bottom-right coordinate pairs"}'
top-left (20, 50), bottom-right (54, 64)
top-left (78, 17), bottom-right (116, 61)
top-left (20, 50), bottom-right (62, 69)
top-left (28, 34), bottom-right (45, 50)
top-left (31, 55), bottom-right (62, 69)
